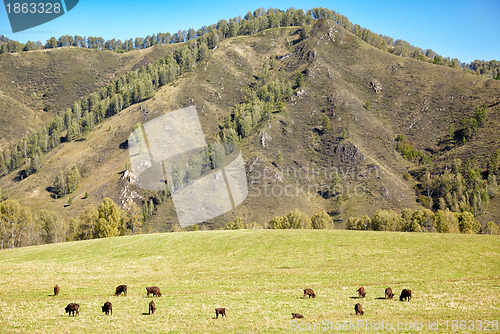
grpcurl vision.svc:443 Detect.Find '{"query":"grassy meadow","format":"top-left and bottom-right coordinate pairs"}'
top-left (0, 230), bottom-right (498, 333)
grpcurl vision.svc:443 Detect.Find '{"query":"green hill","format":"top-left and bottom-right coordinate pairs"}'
top-left (1, 20), bottom-right (498, 231)
top-left (0, 230), bottom-right (498, 333)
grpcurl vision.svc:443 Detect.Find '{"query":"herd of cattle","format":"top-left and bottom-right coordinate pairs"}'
top-left (296, 286), bottom-right (412, 319)
top-left (55, 284), bottom-right (411, 318)
top-left (55, 284), bottom-right (220, 317)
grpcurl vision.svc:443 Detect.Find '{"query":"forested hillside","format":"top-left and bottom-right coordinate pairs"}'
top-left (0, 8), bottom-right (499, 249)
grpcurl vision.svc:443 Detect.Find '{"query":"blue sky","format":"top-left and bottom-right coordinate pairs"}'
top-left (0, 0), bottom-right (498, 63)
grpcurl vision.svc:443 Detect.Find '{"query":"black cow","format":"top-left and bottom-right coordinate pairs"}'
top-left (400, 289), bottom-right (412, 301)
top-left (354, 303), bottom-right (364, 315)
top-left (65, 303), bottom-right (79, 316)
top-left (115, 285), bottom-right (127, 296)
top-left (303, 288), bottom-right (316, 298)
top-left (215, 308), bottom-right (226, 318)
top-left (291, 313), bottom-right (304, 319)
top-left (102, 301), bottom-right (112, 315)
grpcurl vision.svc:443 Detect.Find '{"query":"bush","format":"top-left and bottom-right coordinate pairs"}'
top-left (268, 209), bottom-right (311, 229)
top-left (346, 216), bottom-right (360, 230)
top-left (225, 217), bottom-right (243, 230)
top-left (457, 211), bottom-right (481, 234)
top-left (434, 209), bottom-right (459, 233)
top-left (371, 209), bottom-right (400, 231)
top-left (311, 211), bottom-right (332, 229)
top-left (482, 221), bottom-right (498, 235)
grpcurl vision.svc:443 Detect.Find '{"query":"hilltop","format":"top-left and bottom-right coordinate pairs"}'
top-left (0, 44), bottom-right (184, 147)
top-left (0, 18), bottom-right (499, 232)
top-left (0, 229), bottom-right (497, 333)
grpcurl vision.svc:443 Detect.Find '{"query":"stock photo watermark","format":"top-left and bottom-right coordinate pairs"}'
top-left (248, 162), bottom-right (380, 199)
top-left (3, 0), bottom-right (79, 33)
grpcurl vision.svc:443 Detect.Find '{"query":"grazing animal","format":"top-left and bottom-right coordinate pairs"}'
top-left (354, 303), bottom-right (364, 315)
top-left (291, 313), bottom-right (304, 319)
top-left (400, 289), bottom-right (412, 301)
top-left (146, 286), bottom-right (162, 297)
top-left (215, 308), bottom-right (226, 318)
top-left (54, 285), bottom-right (59, 296)
top-left (102, 301), bottom-right (112, 315)
top-left (385, 287), bottom-right (394, 299)
top-left (149, 300), bottom-right (156, 314)
top-left (356, 286), bottom-right (366, 298)
top-left (115, 285), bottom-right (127, 296)
top-left (303, 288), bottom-right (316, 298)
top-left (65, 303), bottom-right (79, 316)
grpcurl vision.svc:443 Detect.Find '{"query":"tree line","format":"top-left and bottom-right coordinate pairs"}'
top-left (346, 208), bottom-right (497, 235)
top-left (0, 196), bottom-right (143, 249)
top-left (1, 8), bottom-right (498, 79)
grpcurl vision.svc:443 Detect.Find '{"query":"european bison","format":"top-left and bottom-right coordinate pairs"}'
top-left (65, 303), bottom-right (79, 316)
top-left (115, 285), bottom-right (127, 296)
top-left (215, 308), bottom-right (226, 318)
top-left (400, 289), bottom-right (412, 301)
top-left (354, 303), bottom-right (364, 315)
top-left (356, 286), bottom-right (366, 298)
top-left (291, 313), bottom-right (304, 319)
top-left (54, 285), bottom-right (59, 296)
top-left (303, 288), bottom-right (316, 298)
top-left (385, 287), bottom-right (394, 299)
top-left (102, 301), bottom-right (112, 315)
top-left (146, 286), bottom-right (161, 297)
top-left (149, 300), bottom-right (156, 314)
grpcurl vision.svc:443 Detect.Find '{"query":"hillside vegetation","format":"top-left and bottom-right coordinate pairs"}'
top-left (0, 230), bottom-right (498, 333)
top-left (0, 15), bottom-right (498, 240)
top-left (0, 44), bottom-right (182, 146)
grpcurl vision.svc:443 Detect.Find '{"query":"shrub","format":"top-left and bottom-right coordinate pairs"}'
top-left (457, 211), bottom-right (481, 234)
top-left (311, 211), bottom-right (332, 229)
top-left (225, 217), bottom-right (243, 230)
top-left (482, 221), bottom-right (498, 235)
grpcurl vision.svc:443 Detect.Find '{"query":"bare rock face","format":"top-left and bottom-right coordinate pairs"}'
top-left (370, 80), bottom-right (382, 94)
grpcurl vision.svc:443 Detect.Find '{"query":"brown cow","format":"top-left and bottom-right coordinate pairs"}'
top-left (385, 287), bottom-right (394, 299)
top-left (65, 303), bottom-right (79, 316)
top-left (354, 303), bottom-right (364, 315)
top-left (102, 301), bottom-right (112, 315)
top-left (115, 285), bottom-right (127, 296)
top-left (291, 313), bottom-right (304, 319)
top-left (356, 286), bottom-right (366, 298)
top-left (215, 308), bottom-right (226, 318)
top-left (400, 289), bottom-right (412, 301)
top-left (303, 288), bottom-right (316, 298)
top-left (149, 300), bottom-right (156, 315)
top-left (54, 285), bottom-right (59, 296)
top-left (146, 286), bottom-right (161, 297)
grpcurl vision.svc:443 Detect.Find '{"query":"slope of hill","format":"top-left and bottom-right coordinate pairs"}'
top-left (0, 20), bottom-right (499, 231)
top-left (0, 230), bottom-right (497, 333)
top-left (0, 44), bottom-right (183, 147)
